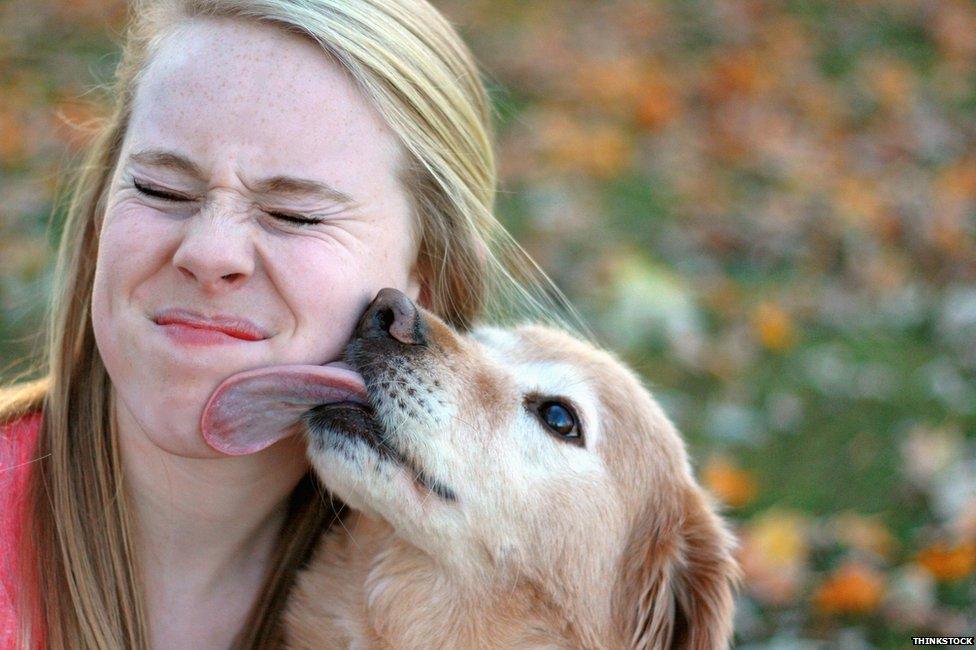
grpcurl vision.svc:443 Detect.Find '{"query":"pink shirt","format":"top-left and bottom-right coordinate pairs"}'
top-left (0, 411), bottom-right (42, 649)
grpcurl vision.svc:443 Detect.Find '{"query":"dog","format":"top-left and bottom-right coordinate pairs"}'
top-left (203, 289), bottom-right (739, 648)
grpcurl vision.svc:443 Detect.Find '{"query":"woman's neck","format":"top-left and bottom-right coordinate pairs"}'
top-left (115, 396), bottom-right (308, 647)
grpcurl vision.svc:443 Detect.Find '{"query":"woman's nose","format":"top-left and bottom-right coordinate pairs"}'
top-left (172, 210), bottom-right (255, 292)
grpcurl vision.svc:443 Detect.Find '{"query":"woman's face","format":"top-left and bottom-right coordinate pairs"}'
top-left (92, 17), bottom-right (423, 458)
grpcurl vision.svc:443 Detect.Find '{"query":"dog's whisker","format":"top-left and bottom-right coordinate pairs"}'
top-left (333, 510), bottom-right (362, 552)
top-left (0, 452), bottom-right (51, 474)
top-left (304, 472), bottom-right (363, 551)
top-left (506, 564), bottom-right (522, 603)
top-left (370, 378), bottom-right (424, 394)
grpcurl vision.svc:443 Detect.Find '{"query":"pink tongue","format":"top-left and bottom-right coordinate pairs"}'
top-left (201, 362), bottom-right (368, 456)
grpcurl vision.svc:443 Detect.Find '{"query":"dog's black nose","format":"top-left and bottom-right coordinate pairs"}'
top-left (355, 288), bottom-right (428, 345)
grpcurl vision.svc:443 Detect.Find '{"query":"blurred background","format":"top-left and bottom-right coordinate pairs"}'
top-left (1, 0), bottom-right (973, 645)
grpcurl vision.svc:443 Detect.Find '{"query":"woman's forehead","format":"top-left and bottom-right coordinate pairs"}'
top-left (124, 16), bottom-right (403, 190)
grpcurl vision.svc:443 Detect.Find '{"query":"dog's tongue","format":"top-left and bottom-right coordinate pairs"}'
top-left (201, 362), bottom-right (368, 456)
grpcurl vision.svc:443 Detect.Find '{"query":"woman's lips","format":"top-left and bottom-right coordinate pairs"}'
top-left (158, 323), bottom-right (254, 346)
top-left (153, 308), bottom-right (269, 345)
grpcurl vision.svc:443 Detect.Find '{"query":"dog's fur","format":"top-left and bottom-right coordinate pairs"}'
top-left (284, 306), bottom-right (739, 648)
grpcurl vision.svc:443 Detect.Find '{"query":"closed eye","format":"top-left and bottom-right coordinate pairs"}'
top-left (132, 178), bottom-right (323, 226)
top-left (133, 178), bottom-right (189, 202)
top-left (260, 210), bottom-right (324, 226)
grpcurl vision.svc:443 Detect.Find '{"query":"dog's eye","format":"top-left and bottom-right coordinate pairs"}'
top-left (533, 399), bottom-right (583, 446)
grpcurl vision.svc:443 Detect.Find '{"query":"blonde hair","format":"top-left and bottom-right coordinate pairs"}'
top-left (1, 1), bottom-right (588, 647)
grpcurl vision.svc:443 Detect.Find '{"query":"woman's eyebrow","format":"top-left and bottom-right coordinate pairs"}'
top-left (249, 175), bottom-right (357, 207)
top-left (129, 148), bottom-right (204, 178)
top-left (126, 148), bottom-right (357, 206)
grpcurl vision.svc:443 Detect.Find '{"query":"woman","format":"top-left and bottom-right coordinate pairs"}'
top-left (0, 1), bottom-right (582, 647)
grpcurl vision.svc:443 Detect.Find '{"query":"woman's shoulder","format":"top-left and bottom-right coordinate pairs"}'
top-left (0, 380), bottom-right (45, 648)
top-left (0, 406), bottom-right (39, 639)
top-left (0, 377), bottom-right (48, 426)
top-left (0, 402), bottom-right (41, 520)
top-left (0, 409), bottom-right (43, 469)
top-left (0, 377), bottom-right (46, 543)
top-left (0, 377), bottom-right (47, 468)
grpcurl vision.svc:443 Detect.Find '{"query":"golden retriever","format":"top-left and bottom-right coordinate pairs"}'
top-left (203, 289), bottom-right (740, 648)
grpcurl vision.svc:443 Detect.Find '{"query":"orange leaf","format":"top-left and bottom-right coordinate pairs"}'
top-left (703, 456), bottom-right (757, 508)
top-left (916, 542), bottom-right (976, 581)
top-left (813, 562), bottom-right (885, 615)
top-left (753, 302), bottom-right (796, 352)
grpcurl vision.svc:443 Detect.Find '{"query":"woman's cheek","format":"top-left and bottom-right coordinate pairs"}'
top-left (92, 204), bottom-right (177, 355)
top-left (273, 231), bottom-right (412, 364)
top-left (98, 203), bottom-right (179, 287)
top-left (277, 240), bottom-right (367, 358)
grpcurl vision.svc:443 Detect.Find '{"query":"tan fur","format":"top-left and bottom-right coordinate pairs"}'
top-left (287, 512), bottom-right (574, 649)
top-left (285, 318), bottom-right (740, 649)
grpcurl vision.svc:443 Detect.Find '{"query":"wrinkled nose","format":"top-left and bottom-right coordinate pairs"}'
top-left (355, 288), bottom-right (428, 345)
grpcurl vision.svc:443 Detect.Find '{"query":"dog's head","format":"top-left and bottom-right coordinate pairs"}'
top-left (308, 289), bottom-right (739, 647)
top-left (201, 288), bottom-right (739, 647)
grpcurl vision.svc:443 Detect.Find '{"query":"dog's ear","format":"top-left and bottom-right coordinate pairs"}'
top-left (615, 485), bottom-right (740, 649)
